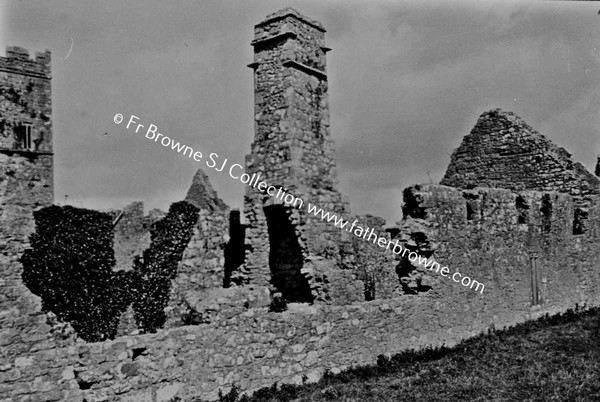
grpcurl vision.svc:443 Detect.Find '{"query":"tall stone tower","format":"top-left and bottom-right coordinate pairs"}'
top-left (0, 46), bottom-right (54, 330)
top-left (242, 8), bottom-right (350, 303)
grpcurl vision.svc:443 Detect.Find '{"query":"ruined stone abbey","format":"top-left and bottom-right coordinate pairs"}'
top-left (2, 7), bottom-right (600, 402)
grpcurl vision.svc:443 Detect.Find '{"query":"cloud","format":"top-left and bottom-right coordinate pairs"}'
top-left (2, 0), bottom-right (598, 224)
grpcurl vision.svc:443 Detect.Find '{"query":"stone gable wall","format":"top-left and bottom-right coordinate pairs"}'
top-left (441, 109), bottom-right (600, 201)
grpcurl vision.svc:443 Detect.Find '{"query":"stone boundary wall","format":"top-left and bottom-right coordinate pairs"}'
top-left (3, 281), bottom-right (597, 402)
top-left (3, 185), bottom-right (600, 401)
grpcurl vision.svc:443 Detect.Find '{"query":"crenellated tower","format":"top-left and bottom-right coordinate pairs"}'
top-left (0, 46), bottom-right (54, 332)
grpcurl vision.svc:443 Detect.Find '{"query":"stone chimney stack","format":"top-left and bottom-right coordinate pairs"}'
top-left (241, 8), bottom-right (350, 301)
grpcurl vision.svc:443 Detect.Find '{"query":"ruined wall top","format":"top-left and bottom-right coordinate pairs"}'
top-left (0, 46), bottom-right (51, 79)
top-left (441, 108), bottom-right (600, 200)
top-left (184, 168), bottom-right (229, 212)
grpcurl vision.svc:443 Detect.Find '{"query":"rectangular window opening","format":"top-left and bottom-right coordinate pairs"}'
top-left (573, 208), bottom-right (588, 235)
top-left (516, 195), bottom-right (529, 224)
top-left (17, 123), bottom-right (33, 150)
top-left (540, 194), bottom-right (552, 234)
top-left (462, 192), bottom-right (479, 222)
top-left (466, 202), bottom-right (475, 221)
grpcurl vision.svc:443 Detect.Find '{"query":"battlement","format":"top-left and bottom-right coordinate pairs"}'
top-left (0, 46), bottom-right (51, 79)
top-left (0, 45), bottom-right (53, 154)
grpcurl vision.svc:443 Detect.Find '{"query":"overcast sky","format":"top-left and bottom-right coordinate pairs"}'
top-left (1, 1), bottom-right (599, 224)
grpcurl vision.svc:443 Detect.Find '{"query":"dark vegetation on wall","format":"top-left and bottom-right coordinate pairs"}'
top-left (20, 206), bottom-right (131, 342)
top-left (132, 201), bottom-right (200, 333)
top-left (20, 201), bottom-right (199, 342)
top-left (402, 186), bottom-right (427, 219)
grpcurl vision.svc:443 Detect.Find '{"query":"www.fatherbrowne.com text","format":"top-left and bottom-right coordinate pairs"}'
top-left (114, 113), bottom-right (485, 294)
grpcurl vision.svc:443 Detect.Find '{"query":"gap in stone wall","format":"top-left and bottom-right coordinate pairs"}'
top-left (264, 204), bottom-right (313, 303)
top-left (224, 210), bottom-right (246, 287)
top-left (463, 192), bottom-right (479, 221)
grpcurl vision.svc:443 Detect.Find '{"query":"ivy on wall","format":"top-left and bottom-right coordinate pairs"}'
top-left (20, 201), bottom-right (199, 342)
top-left (20, 206), bottom-right (132, 342)
top-left (132, 201), bottom-right (199, 333)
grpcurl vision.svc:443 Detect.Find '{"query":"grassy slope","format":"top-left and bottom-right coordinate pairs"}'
top-left (217, 305), bottom-right (600, 402)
